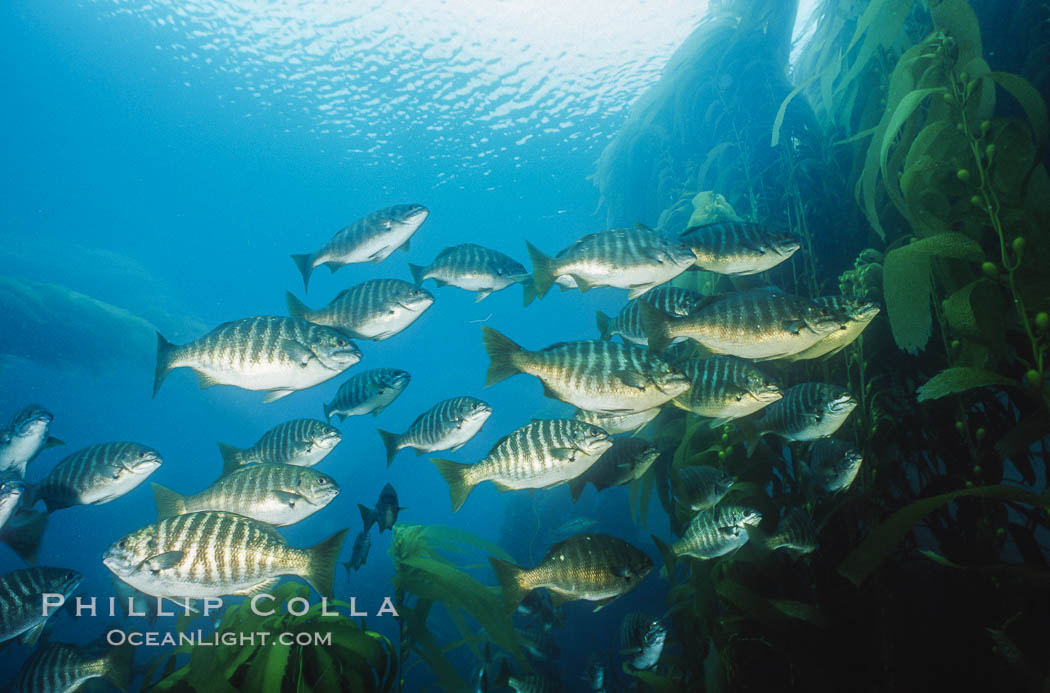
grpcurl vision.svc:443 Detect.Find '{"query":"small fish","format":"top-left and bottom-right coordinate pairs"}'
top-left (516, 590), bottom-right (563, 630)
top-left (432, 419), bottom-right (612, 512)
top-left (151, 464), bottom-right (339, 526)
top-left (482, 328), bottom-right (690, 414)
top-left (568, 437), bottom-right (659, 502)
top-left (745, 383), bottom-right (857, 456)
top-left (678, 221), bottom-right (800, 275)
top-left (218, 419), bottom-right (342, 472)
top-left (409, 243), bottom-right (532, 303)
top-left (639, 288), bottom-right (844, 360)
top-left (516, 624), bottom-right (561, 661)
top-left (497, 673), bottom-right (565, 693)
top-left (358, 483), bottom-right (404, 533)
top-left (286, 279), bottom-right (434, 341)
top-left (0, 405), bottom-right (64, 478)
top-left (154, 316), bottom-right (361, 403)
top-left (489, 533), bottom-right (653, 612)
top-left (674, 466), bottom-right (735, 511)
top-left (784, 297), bottom-right (881, 361)
top-left (112, 575), bottom-right (158, 624)
top-left (0, 477), bottom-right (26, 531)
top-left (595, 285), bottom-right (708, 345)
top-left (472, 643), bottom-right (509, 693)
top-left (671, 357), bottom-right (782, 425)
top-left (553, 517), bottom-right (599, 536)
top-left (290, 203), bottom-right (430, 291)
top-left (766, 508), bottom-right (818, 556)
top-left (103, 510), bottom-right (347, 600)
top-left (323, 368), bottom-right (411, 421)
top-left (0, 510), bottom-right (48, 565)
top-left (377, 396), bottom-right (492, 466)
top-left (33, 442), bottom-right (163, 512)
top-left (583, 657), bottom-right (607, 692)
top-left (573, 408), bottom-right (660, 435)
top-left (0, 566), bottom-right (82, 646)
top-left (527, 227), bottom-right (697, 300)
top-left (13, 641), bottom-right (132, 693)
top-left (807, 438), bottom-right (863, 494)
top-left (619, 612), bottom-right (667, 670)
top-left (344, 530), bottom-right (371, 575)
top-left (654, 505), bottom-right (761, 563)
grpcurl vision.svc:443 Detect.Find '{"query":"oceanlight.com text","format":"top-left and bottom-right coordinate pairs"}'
top-left (105, 629), bottom-right (333, 648)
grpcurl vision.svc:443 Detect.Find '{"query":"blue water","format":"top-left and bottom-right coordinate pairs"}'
top-left (0, 1), bottom-right (741, 687)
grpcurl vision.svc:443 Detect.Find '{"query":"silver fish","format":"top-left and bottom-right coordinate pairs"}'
top-left (671, 356), bottom-right (782, 424)
top-left (0, 566), bottom-right (82, 646)
top-left (573, 408), bottom-right (660, 435)
top-left (619, 612), bottom-right (666, 670)
top-left (218, 418), bottom-right (342, 472)
top-left (656, 505), bottom-right (761, 561)
top-left (323, 368), bottom-right (411, 421)
top-left (527, 227), bottom-right (696, 300)
top-left (286, 279), bottom-right (433, 341)
top-left (151, 464), bottom-right (339, 526)
top-left (377, 396), bottom-right (492, 466)
top-left (13, 642), bottom-right (132, 693)
top-left (409, 243), bottom-right (531, 302)
top-left (103, 510), bottom-right (347, 600)
top-left (34, 442), bottom-right (162, 512)
top-left (750, 383), bottom-right (857, 451)
top-left (290, 203), bottom-right (429, 291)
top-left (0, 406), bottom-right (63, 478)
top-left (674, 465), bottom-right (734, 511)
top-left (482, 328), bottom-right (690, 414)
top-left (154, 316), bottom-right (361, 403)
top-left (568, 437), bottom-right (659, 502)
top-left (767, 508), bottom-right (818, 556)
top-left (807, 438), bottom-right (863, 494)
top-left (596, 285), bottom-right (708, 345)
top-left (678, 221), bottom-right (800, 275)
top-left (784, 296), bottom-right (881, 361)
top-left (0, 477), bottom-right (26, 531)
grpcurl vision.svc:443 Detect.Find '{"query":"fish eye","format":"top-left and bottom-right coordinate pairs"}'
top-left (139, 451), bottom-right (146, 458)
top-left (318, 478), bottom-right (327, 485)
top-left (118, 539), bottom-right (128, 549)
top-left (337, 338), bottom-right (347, 346)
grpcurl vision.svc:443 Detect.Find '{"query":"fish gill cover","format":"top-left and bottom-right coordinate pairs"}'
top-left (2, 0), bottom-right (1050, 692)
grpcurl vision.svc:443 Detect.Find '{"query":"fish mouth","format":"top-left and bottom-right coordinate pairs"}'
top-left (852, 301), bottom-right (882, 322)
top-left (316, 431), bottom-right (343, 449)
top-left (130, 454), bottom-right (163, 473)
top-left (773, 237), bottom-right (802, 255)
top-left (401, 293), bottom-right (435, 311)
top-left (102, 553), bottom-right (131, 577)
top-left (388, 373), bottom-right (411, 389)
top-left (331, 345), bottom-right (362, 363)
top-left (829, 394), bottom-right (858, 413)
top-left (398, 205), bottom-right (430, 226)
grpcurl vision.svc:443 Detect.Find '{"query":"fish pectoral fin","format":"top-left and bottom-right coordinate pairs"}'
top-left (550, 447), bottom-right (576, 461)
top-left (272, 490), bottom-right (302, 507)
top-left (475, 290), bottom-right (493, 302)
top-left (614, 369), bottom-right (649, 391)
top-left (20, 621), bottom-right (46, 647)
top-left (368, 247), bottom-right (393, 263)
top-left (143, 551), bottom-right (184, 573)
top-left (235, 578), bottom-right (281, 598)
top-left (279, 340), bottom-right (317, 367)
top-left (44, 436), bottom-right (65, 449)
top-left (783, 319), bottom-right (805, 335)
top-left (195, 372), bottom-right (221, 389)
top-left (263, 389), bottom-right (295, 403)
top-left (610, 566), bottom-right (632, 578)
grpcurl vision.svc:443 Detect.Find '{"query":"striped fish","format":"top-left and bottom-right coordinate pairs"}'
top-left (0, 567), bottom-right (82, 646)
top-left (766, 508), bottom-right (818, 556)
top-left (748, 383), bottom-right (857, 453)
top-left (14, 642), bottom-right (132, 693)
top-left (489, 534), bottom-right (653, 612)
top-left (482, 328), bottom-right (690, 414)
top-left (527, 227), bottom-right (697, 300)
top-left (568, 437), bottom-right (659, 502)
top-left (151, 464), bottom-right (339, 526)
top-left (639, 288), bottom-right (845, 359)
top-left (409, 243), bottom-right (531, 303)
top-left (807, 438), bottom-right (863, 494)
top-left (324, 368), bottom-right (411, 421)
top-left (102, 510), bottom-right (347, 599)
top-left (499, 674), bottom-right (564, 693)
top-left (153, 316), bottom-right (361, 403)
top-left (784, 296), bottom-right (881, 361)
top-left (290, 203), bottom-right (429, 291)
top-left (377, 397), bottom-right (492, 466)
top-left (671, 356), bottom-right (782, 424)
top-left (0, 405), bottom-right (64, 478)
top-left (573, 408), bottom-right (660, 435)
top-left (516, 624), bottom-right (560, 660)
top-left (34, 442), bottom-right (162, 512)
top-left (431, 419), bottom-right (612, 511)
top-left (674, 466), bottom-right (734, 511)
top-left (678, 221), bottom-right (800, 275)
top-left (595, 285), bottom-right (708, 345)
top-left (619, 612), bottom-right (666, 670)
top-left (0, 477), bottom-right (26, 531)
top-left (654, 505), bottom-right (761, 562)
top-left (217, 418), bottom-right (342, 472)
top-left (286, 279), bottom-right (433, 341)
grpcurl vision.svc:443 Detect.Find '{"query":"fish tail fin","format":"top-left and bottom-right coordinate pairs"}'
top-left (216, 443), bottom-right (244, 475)
top-left (521, 277), bottom-right (537, 307)
top-left (151, 483), bottom-right (187, 520)
top-left (430, 458), bottom-right (476, 512)
top-left (358, 503), bottom-right (376, 532)
top-left (650, 533), bottom-right (677, 578)
top-left (305, 528), bottom-right (348, 599)
top-left (102, 643), bottom-right (134, 691)
top-left (595, 311), bottom-right (612, 340)
top-left (568, 477), bottom-right (587, 503)
top-left (285, 291), bottom-right (311, 321)
top-left (407, 263), bottom-right (426, 286)
top-left (322, 400), bottom-right (334, 422)
top-left (637, 301), bottom-right (672, 353)
top-left (153, 332), bottom-right (177, 398)
top-left (488, 556), bottom-right (528, 613)
top-left (376, 429), bottom-right (400, 467)
top-left (290, 253), bottom-right (315, 292)
top-left (481, 327), bottom-right (524, 386)
top-left (0, 510), bottom-right (47, 564)
top-left (735, 418), bottom-right (761, 458)
top-left (525, 241), bottom-right (557, 299)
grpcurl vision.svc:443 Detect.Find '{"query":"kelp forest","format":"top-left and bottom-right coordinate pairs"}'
top-left (140, 0), bottom-right (1050, 691)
